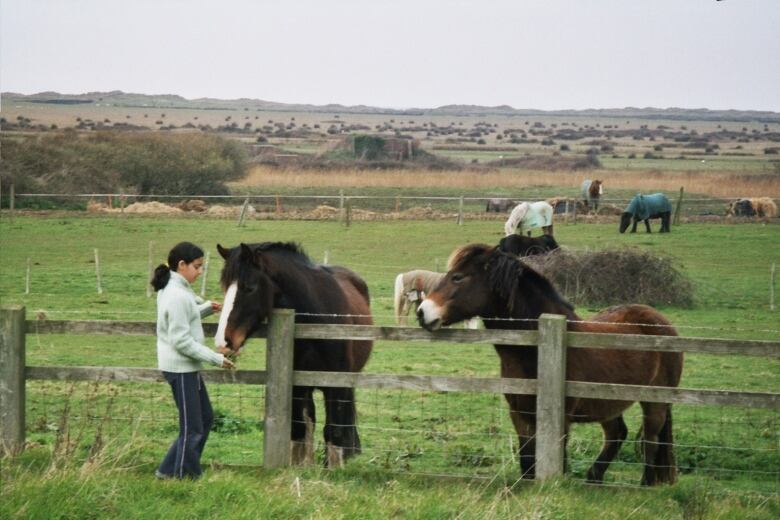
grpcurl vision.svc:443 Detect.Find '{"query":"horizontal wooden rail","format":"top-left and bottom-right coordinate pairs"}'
top-left (25, 320), bottom-right (780, 357)
top-left (26, 366), bottom-right (267, 385)
top-left (23, 365), bottom-right (779, 409)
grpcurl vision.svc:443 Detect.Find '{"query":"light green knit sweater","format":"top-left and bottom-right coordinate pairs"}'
top-left (156, 271), bottom-right (224, 372)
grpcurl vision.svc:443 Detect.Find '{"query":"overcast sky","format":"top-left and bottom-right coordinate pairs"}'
top-left (2, 0), bottom-right (779, 111)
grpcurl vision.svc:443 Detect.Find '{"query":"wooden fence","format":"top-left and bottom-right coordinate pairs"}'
top-left (1, 305), bottom-right (779, 479)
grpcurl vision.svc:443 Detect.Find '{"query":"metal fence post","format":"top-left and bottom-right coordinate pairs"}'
top-left (0, 306), bottom-right (26, 455)
top-left (536, 313), bottom-right (567, 480)
top-left (263, 308), bottom-right (295, 469)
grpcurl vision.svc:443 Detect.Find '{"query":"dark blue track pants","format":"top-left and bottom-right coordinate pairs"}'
top-left (158, 371), bottom-right (214, 479)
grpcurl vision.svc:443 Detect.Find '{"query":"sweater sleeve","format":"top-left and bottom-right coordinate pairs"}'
top-left (196, 297), bottom-right (214, 319)
top-left (167, 296), bottom-right (224, 367)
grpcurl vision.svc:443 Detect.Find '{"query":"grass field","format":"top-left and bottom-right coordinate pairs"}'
top-left (1, 215), bottom-right (778, 518)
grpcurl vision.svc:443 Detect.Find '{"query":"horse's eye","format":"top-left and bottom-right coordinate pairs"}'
top-left (451, 273), bottom-right (466, 284)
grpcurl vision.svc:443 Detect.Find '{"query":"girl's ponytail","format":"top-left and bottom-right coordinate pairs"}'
top-left (151, 264), bottom-right (171, 292)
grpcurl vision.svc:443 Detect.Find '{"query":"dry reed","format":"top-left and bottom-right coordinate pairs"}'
top-left (239, 165), bottom-right (780, 198)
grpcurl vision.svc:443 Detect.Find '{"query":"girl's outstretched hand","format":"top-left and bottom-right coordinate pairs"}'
top-left (211, 301), bottom-right (223, 312)
top-left (217, 346), bottom-right (238, 369)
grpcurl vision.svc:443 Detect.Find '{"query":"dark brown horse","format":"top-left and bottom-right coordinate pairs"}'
top-left (417, 244), bottom-right (683, 485)
top-left (214, 242), bottom-right (372, 467)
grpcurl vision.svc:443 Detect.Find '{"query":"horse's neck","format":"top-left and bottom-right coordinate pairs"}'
top-left (484, 281), bottom-right (579, 331)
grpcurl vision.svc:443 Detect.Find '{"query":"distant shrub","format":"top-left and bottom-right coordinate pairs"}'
top-left (523, 248), bottom-right (693, 307)
top-left (0, 131), bottom-right (247, 198)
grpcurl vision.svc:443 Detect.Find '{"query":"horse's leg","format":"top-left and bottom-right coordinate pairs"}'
top-left (662, 213), bottom-right (670, 232)
top-left (506, 394), bottom-right (535, 479)
top-left (639, 402), bottom-right (676, 485)
top-left (630, 218), bottom-right (638, 233)
top-left (322, 386), bottom-right (361, 468)
top-left (586, 415), bottom-right (628, 483)
top-left (644, 219), bottom-right (652, 233)
top-left (291, 386), bottom-right (315, 465)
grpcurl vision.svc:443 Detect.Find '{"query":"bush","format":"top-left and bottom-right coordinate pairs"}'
top-left (0, 131), bottom-right (247, 199)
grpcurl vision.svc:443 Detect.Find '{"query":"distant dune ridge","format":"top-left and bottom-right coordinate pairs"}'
top-left (4, 90), bottom-right (779, 122)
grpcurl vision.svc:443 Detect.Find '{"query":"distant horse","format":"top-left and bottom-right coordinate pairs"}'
top-left (726, 197), bottom-right (777, 221)
top-left (505, 201), bottom-right (554, 236)
top-left (725, 198), bottom-right (756, 217)
top-left (498, 234), bottom-right (559, 257)
top-left (486, 198), bottom-right (516, 213)
top-left (620, 193), bottom-right (671, 233)
top-left (581, 180), bottom-right (604, 211)
top-left (417, 244), bottom-right (682, 485)
top-left (214, 242), bottom-right (373, 467)
top-left (393, 270), bottom-right (444, 325)
top-left (394, 269), bottom-right (478, 328)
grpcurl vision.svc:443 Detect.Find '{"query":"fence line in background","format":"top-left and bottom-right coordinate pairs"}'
top-left (2, 306), bottom-right (779, 477)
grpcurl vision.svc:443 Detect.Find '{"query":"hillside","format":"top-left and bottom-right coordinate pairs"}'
top-left (4, 90), bottom-right (780, 122)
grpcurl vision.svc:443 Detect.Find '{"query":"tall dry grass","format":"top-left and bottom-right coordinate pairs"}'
top-left (239, 165), bottom-right (780, 198)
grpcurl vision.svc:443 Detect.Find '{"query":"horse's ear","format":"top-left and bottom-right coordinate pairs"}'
top-left (239, 243), bottom-right (253, 261)
top-left (217, 244), bottom-right (231, 260)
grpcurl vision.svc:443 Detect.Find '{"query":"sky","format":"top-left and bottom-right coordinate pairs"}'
top-left (2, 0), bottom-right (779, 112)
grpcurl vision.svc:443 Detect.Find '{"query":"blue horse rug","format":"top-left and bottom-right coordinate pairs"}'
top-left (625, 193), bottom-right (671, 220)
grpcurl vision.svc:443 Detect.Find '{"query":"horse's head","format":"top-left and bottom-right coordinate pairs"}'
top-left (417, 244), bottom-right (499, 331)
top-left (619, 212), bottom-right (632, 233)
top-left (214, 243), bottom-right (276, 352)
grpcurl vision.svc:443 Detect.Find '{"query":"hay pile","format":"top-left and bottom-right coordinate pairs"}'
top-left (205, 204), bottom-right (256, 217)
top-left (123, 202), bottom-right (183, 214)
top-left (522, 247), bottom-right (694, 308)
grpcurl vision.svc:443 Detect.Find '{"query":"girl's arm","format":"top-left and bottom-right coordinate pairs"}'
top-left (194, 295), bottom-right (214, 319)
top-left (167, 299), bottom-right (224, 366)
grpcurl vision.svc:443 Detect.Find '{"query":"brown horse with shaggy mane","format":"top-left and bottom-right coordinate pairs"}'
top-left (417, 243), bottom-right (683, 485)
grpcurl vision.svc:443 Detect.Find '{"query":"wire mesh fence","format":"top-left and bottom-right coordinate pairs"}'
top-left (22, 379), bottom-right (779, 494)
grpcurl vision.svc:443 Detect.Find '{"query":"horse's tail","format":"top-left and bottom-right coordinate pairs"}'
top-left (654, 406), bottom-right (677, 484)
top-left (393, 273), bottom-right (405, 325)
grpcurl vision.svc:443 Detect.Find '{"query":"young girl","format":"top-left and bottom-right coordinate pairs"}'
top-left (151, 241), bottom-right (235, 480)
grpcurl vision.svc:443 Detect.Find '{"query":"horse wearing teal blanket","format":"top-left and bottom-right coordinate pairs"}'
top-left (620, 193), bottom-right (671, 233)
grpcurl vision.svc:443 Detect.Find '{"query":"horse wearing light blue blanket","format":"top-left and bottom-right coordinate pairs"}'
top-left (620, 193), bottom-right (671, 233)
top-left (504, 201), bottom-right (554, 236)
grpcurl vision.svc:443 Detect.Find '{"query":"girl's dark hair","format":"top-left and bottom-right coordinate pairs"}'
top-left (151, 241), bottom-right (205, 292)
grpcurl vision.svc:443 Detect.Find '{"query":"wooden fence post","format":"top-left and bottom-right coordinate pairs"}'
top-left (0, 306), bottom-right (26, 455)
top-left (199, 251), bottom-right (210, 297)
top-left (339, 190), bottom-right (345, 223)
top-left (674, 187), bottom-right (684, 226)
top-left (25, 258), bottom-right (31, 295)
top-left (344, 198), bottom-right (352, 228)
top-left (536, 313), bottom-right (567, 480)
top-left (457, 196), bottom-right (464, 226)
top-left (146, 241), bottom-right (154, 298)
top-left (771, 262), bottom-right (776, 311)
top-left (237, 197), bottom-right (250, 227)
top-left (94, 248), bottom-right (103, 294)
top-left (263, 308), bottom-right (295, 469)
top-left (9, 183), bottom-right (14, 223)
top-left (572, 199), bottom-right (577, 225)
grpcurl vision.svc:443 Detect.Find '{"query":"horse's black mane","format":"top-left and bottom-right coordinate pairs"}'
top-left (219, 241), bottom-right (312, 289)
top-left (480, 247), bottom-right (575, 318)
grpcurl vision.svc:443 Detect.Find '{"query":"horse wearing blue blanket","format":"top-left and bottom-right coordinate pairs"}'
top-left (620, 193), bottom-right (671, 233)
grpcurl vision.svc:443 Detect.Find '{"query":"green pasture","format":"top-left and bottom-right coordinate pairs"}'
top-left (1, 215), bottom-right (778, 518)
